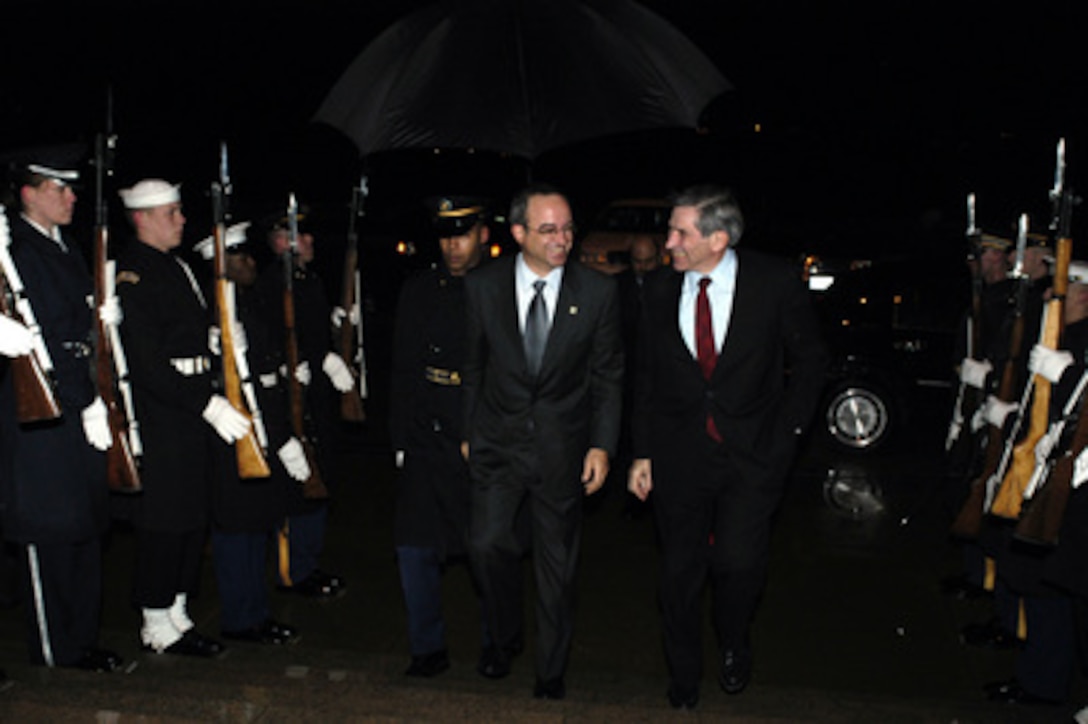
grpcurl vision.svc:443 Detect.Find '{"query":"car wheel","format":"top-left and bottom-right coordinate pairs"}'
top-left (823, 382), bottom-right (893, 452)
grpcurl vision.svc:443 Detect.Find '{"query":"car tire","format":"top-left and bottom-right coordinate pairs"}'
top-left (822, 381), bottom-right (894, 452)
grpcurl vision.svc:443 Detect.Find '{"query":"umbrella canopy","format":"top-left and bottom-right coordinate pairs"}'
top-left (313, 0), bottom-right (731, 160)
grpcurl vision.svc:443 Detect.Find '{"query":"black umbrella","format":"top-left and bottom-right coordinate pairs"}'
top-left (313, 0), bottom-right (731, 160)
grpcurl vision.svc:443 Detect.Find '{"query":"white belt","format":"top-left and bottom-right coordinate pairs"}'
top-left (170, 356), bottom-right (211, 376)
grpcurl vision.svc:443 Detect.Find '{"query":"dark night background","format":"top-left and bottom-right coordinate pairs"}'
top-left (2, 1), bottom-right (1084, 269)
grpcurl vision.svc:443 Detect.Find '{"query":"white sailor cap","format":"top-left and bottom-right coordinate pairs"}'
top-left (1068, 261), bottom-right (1088, 285)
top-left (193, 222), bottom-right (252, 260)
top-left (118, 179), bottom-right (181, 209)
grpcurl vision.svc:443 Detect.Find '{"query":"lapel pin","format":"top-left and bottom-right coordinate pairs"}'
top-left (569, 305), bottom-right (578, 315)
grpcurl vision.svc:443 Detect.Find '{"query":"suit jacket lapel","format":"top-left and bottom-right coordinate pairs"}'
top-left (539, 265), bottom-right (580, 373)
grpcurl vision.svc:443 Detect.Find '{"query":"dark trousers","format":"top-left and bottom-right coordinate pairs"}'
top-left (1017, 593), bottom-right (1075, 701)
top-left (213, 530), bottom-right (271, 632)
top-left (133, 527), bottom-right (205, 609)
top-left (397, 545), bottom-right (490, 656)
top-left (469, 470), bottom-right (581, 681)
top-left (16, 538), bottom-right (102, 666)
top-left (653, 443), bottom-right (783, 690)
top-left (277, 505), bottom-right (327, 587)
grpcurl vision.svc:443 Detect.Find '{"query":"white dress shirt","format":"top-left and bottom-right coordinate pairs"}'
top-left (516, 254), bottom-right (563, 332)
top-left (679, 248), bottom-right (737, 358)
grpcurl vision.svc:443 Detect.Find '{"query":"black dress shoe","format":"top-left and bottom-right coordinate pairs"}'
top-left (667, 683), bottom-right (699, 710)
top-left (719, 648), bottom-right (752, 694)
top-left (986, 679), bottom-right (1061, 705)
top-left (405, 649), bottom-right (450, 677)
top-left (64, 648), bottom-right (123, 672)
top-left (145, 629), bottom-right (225, 658)
top-left (222, 619), bottom-right (298, 645)
top-left (476, 646), bottom-right (511, 679)
top-left (277, 570), bottom-right (345, 599)
top-left (533, 677), bottom-right (565, 700)
top-left (960, 619), bottom-right (1023, 649)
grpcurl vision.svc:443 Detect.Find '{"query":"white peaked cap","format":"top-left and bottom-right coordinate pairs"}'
top-left (118, 179), bottom-right (181, 209)
top-left (193, 222), bottom-right (252, 260)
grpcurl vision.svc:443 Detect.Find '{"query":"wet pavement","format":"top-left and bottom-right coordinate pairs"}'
top-left (2, 391), bottom-right (1087, 722)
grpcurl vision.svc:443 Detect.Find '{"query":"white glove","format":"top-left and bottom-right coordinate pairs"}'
top-left (208, 326), bottom-right (221, 356)
top-left (959, 358), bottom-right (992, 389)
top-left (1035, 424), bottom-right (1061, 464)
top-left (982, 395), bottom-right (1018, 429)
top-left (98, 296), bottom-right (123, 327)
top-left (395, 450), bottom-right (405, 469)
top-left (331, 305), bottom-right (360, 328)
top-left (0, 315), bottom-right (33, 357)
top-left (277, 437), bottom-right (311, 482)
top-left (278, 361), bottom-right (311, 386)
top-left (323, 352), bottom-right (354, 392)
top-left (1029, 344), bottom-right (1074, 384)
top-left (202, 395), bottom-right (251, 443)
top-left (81, 397), bottom-right (113, 451)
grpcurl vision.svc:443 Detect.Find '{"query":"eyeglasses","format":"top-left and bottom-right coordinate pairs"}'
top-left (529, 223), bottom-right (576, 238)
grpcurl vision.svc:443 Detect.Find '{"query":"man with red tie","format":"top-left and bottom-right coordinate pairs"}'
top-left (628, 185), bottom-right (828, 709)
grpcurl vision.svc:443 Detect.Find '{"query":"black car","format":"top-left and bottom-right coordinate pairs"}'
top-left (809, 256), bottom-right (971, 452)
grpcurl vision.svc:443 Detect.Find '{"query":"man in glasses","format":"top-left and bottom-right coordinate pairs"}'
top-left (461, 183), bottom-right (623, 700)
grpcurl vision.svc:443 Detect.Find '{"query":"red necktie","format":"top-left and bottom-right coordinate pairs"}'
top-left (696, 277), bottom-right (722, 442)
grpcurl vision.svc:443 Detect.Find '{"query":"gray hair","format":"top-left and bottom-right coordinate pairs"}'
top-left (671, 185), bottom-right (744, 246)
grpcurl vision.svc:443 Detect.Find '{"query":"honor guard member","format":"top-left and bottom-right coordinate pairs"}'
top-left (256, 208), bottom-right (349, 599)
top-left (192, 222), bottom-right (301, 644)
top-left (0, 146), bottom-right (123, 672)
top-left (116, 179), bottom-right (240, 657)
top-left (391, 197), bottom-right (490, 677)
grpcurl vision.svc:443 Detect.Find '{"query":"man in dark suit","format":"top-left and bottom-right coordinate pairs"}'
top-left (462, 183), bottom-right (623, 700)
top-left (628, 185), bottom-right (828, 709)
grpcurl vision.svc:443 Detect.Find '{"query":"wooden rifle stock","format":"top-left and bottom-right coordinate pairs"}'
top-left (993, 227), bottom-right (1073, 519)
top-left (282, 251), bottom-right (328, 500)
top-left (1015, 417), bottom-right (1082, 547)
top-left (0, 211), bottom-right (61, 423)
top-left (93, 225), bottom-right (140, 491)
top-left (950, 321), bottom-right (1023, 538)
top-left (0, 279), bottom-right (61, 423)
top-left (213, 222), bottom-right (270, 480)
top-left (338, 239), bottom-right (365, 422)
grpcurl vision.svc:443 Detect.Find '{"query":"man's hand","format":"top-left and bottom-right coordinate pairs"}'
top-left (628, 458), bottom-right (653, 501)
top-left (81, 397), bottom-right (113, 451)
top-left (323, 352), bottom-right (354, 392)
top-left (581, 447), bottom-right (609, 496)
top-left (460, 441), bottom-right (469, 461)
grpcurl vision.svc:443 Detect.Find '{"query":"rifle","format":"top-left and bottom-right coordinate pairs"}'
top-left (92, 96), bottom-right (141, 492)
top-left (211, 143), bottom-right (270, 479)
top-left (991, 146), bottom-right (1074, 519)
top-left (0, 209), bottom-right (61, 423)
top-left (337, 174), bottom-right (368, 423)
top-left (283, 193), bottom-right (328, 499)
top-left (950, 216), bottom-right (1033, 538)
top-left (946, 192), bottom-right (983, 451)
top-left (1015, 138), bottom-right (1081, 545)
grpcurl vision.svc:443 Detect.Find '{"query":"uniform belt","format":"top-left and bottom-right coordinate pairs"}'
top-left (170, 356), bottom-right (212, 376)
top-left (424, 366), bottom-right (461, 386)
top-left (62, 341), bottom-right (93, 359)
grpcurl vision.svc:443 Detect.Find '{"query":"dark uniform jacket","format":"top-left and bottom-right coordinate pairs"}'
top-left (256, 258), bottom-right (336, 514)
top-left (116, 241), bottom-right (214, 532)
top-left (0, 215), bottom-right (108, 543)
top-left (390, 264), bottom-right (471, 554)
top-left (209, 280), bottom-right (290, 533)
